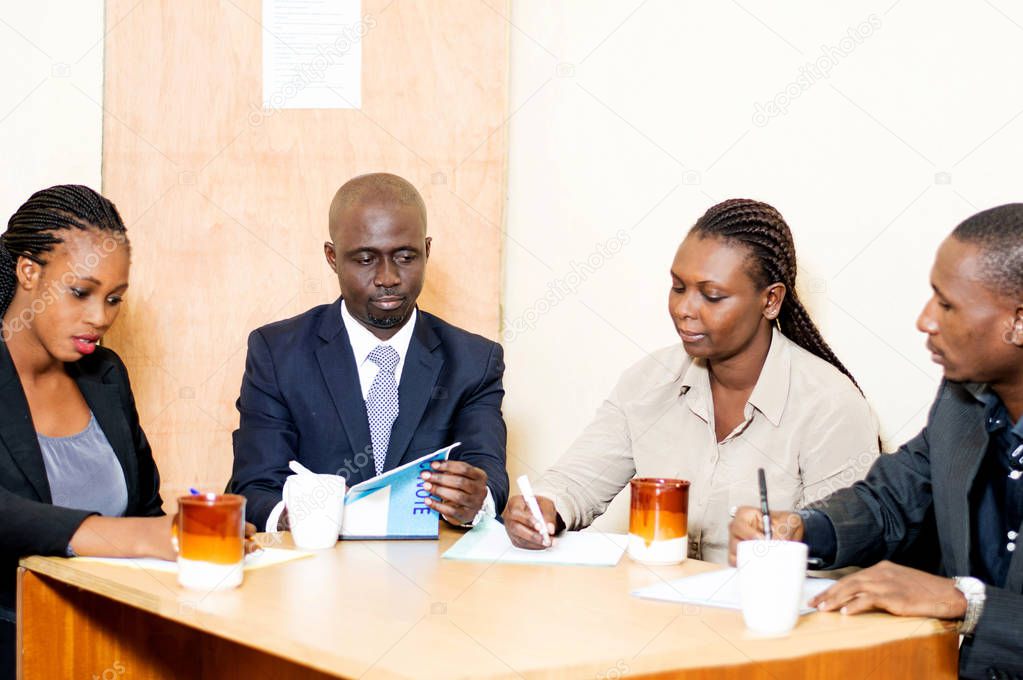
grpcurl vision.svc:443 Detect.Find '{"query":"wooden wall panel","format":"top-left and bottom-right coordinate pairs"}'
top-left (101, 0), bottom-right (509, 507)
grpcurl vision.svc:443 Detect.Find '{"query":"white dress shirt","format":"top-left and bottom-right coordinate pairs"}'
top-left (341, 300), bottom-right (417, 398)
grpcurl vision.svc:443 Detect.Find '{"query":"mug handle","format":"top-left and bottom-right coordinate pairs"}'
top-left (170, 515), bottom-right (180, 555)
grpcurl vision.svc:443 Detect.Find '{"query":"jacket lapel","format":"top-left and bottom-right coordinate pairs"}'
top-left (385, 314), bottom-right (443, 471)
top-left (315, 300), bottom-right (375, 482)
top-left (943, 385), bottom-right (990, 576)
top-left (0, 341), bottom-right (51, 502)
top-left (72, 366), bottom-right (139, 509)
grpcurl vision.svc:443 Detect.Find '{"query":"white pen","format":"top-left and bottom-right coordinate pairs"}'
top-left (516, 474), bottom-right (551, 548)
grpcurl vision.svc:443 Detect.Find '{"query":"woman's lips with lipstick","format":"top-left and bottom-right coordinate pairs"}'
top-left (678, 328), bottom-right (706, 343)
top-left (72, 335), bottom-right (100, 355)
top-left (371, 296), bottom-right (406, 311)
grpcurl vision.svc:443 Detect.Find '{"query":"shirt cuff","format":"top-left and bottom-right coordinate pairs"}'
top-left (530, 483), bottom-right (576, 531)
top-left (444, 488), bottom-right (495, 528)
top-left (799, 508), bottom-right (837, 567)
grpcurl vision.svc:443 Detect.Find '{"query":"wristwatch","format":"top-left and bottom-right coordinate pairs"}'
top-left (953, 576), bottom-right (987, 635)
top-left (451, 490), bottom-right (495, 528)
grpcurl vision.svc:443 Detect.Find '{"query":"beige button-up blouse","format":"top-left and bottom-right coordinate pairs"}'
top-left (533, 328), bottom-right (880, 564)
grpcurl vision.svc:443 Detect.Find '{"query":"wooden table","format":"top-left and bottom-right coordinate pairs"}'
top-left (17, 526), bottom-right (958, 679)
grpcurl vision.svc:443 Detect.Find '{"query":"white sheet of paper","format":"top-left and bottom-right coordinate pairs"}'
top-left (342, 484), bottom-right (389, 537)
top-left (442, 517), bottom-right (628, 567)
top-left (262, 0), bottom-right (364, 110)
top-left (631, 567), bottom-right (835, 615)
top-left (71, 547), bottom-right (311, 574)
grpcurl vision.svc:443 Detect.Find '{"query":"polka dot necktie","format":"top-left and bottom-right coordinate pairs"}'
top-left (366, 345), bottom-right (400, 475)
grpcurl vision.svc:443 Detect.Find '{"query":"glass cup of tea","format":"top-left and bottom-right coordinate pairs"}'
top-left (628, 478), bottom-right (690, 565)
top-left (174, 493), bottom-right (246, 591)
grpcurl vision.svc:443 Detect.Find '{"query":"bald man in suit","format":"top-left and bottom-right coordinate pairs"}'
top-left (231, 173), bottom-right (508, 531)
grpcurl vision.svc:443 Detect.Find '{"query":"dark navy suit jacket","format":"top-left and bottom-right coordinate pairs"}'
top-left (230, 299), bottom-right (509, 529)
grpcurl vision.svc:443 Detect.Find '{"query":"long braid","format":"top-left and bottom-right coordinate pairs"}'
top-left (691, 198), bottom-right (860, 391)
top-left (0, 244), bottom-right (15, 319)
top-left (0, 184), bottom-right (127, 318)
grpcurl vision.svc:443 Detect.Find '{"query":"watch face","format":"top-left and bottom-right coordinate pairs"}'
top-left (958, 577), bottom-right (985, 597)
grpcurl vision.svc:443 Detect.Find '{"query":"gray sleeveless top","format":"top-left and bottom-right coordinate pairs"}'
top-left (36, 413), bottom-right (128, 517)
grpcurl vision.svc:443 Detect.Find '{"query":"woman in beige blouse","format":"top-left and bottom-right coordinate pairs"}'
top-left (503, 198), bottom-right (880, 563)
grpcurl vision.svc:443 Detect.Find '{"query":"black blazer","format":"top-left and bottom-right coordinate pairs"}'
top-left (0, 339), bottom-right (163, 609)
top-left (230, 299), bottom-right (509, 529)
top-left (809, 380), bottom-right (1023, 680)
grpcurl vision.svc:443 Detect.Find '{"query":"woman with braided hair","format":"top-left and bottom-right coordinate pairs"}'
top-left (0, 185), bottom-right (254, 677)
top-left (503, 198), bottom-right (880, 563)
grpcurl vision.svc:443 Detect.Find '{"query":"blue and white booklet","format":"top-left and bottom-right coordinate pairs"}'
top-left (340, 443), bottom-right (459, 540)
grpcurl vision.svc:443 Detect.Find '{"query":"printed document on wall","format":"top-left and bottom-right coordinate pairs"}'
top-left (262, 0), bottom-right (365, 109)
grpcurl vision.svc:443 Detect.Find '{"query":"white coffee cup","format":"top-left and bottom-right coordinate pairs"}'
top-left (283, 473), bottom-right (346, 550)
top-left (737, 540), bottom-right (807, 636)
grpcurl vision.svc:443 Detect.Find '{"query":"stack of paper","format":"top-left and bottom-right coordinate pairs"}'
top-left (442, 516), bottom-right (628, 567)
top-left (631, 567), bottom-right (834, 614)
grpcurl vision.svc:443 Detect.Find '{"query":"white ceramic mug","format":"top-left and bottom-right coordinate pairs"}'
top-left (737, 539), bottom-right (807, 636)
top-left (283, 473), bottom-right (346, 550)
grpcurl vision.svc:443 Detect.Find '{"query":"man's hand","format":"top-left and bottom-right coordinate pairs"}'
top-left (502, 494), bottom-right (559, 549)
top-left (727, 506), bottom-right (804, 565)
top-left (421, 460), bottom-right (488, 525)
top-left (243, 522), bottom-right (261, 555)
top-left (809, 560), bottom-right (968, 619)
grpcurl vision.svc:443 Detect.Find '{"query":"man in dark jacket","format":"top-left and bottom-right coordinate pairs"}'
top-left (231, 173), bottom-right (508, 531)
top-left (730, 203), bottom-right (1023, 680)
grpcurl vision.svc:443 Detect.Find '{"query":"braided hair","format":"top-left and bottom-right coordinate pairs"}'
top-left (690, 198), bottom-right (860, 390)
top-left (0, 185), bottom-right (127, 318)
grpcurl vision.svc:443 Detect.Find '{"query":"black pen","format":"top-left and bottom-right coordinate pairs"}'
top-left (757, 467), bottom-right (772, 541)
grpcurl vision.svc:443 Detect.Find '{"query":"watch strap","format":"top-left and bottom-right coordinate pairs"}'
top-left (954, 576), bottom-right (987, 635)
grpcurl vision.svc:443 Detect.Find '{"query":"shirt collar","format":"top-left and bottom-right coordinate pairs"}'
top-left (977, 388), bottom-right (1023, 440)
top-left (679, 356), bottom-right (711, 422)
top-left (747, 327), bottom-right (791, 427)
top-left (679, 327), bottom-right (791, 427)
top-left (340, 299), bottom-right (417, 367)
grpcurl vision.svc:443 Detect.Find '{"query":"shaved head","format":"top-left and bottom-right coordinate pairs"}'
top-left (329, 173), bottom-right (427, 239)
top-left (323, 172), bottom-right (431, 340)
top-left (951, 203), bottom-right (1023, 300)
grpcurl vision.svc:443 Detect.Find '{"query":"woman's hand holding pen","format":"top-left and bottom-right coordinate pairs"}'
top-left (502, 495), bottom-right (559, 549)
top-left (727, 507), bottom-right (804, 566)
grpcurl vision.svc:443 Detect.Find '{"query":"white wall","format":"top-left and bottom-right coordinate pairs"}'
top-left (0, 2), bottom-right (103, 226)
top-left (502, 0), bottom-right (1023, 531)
